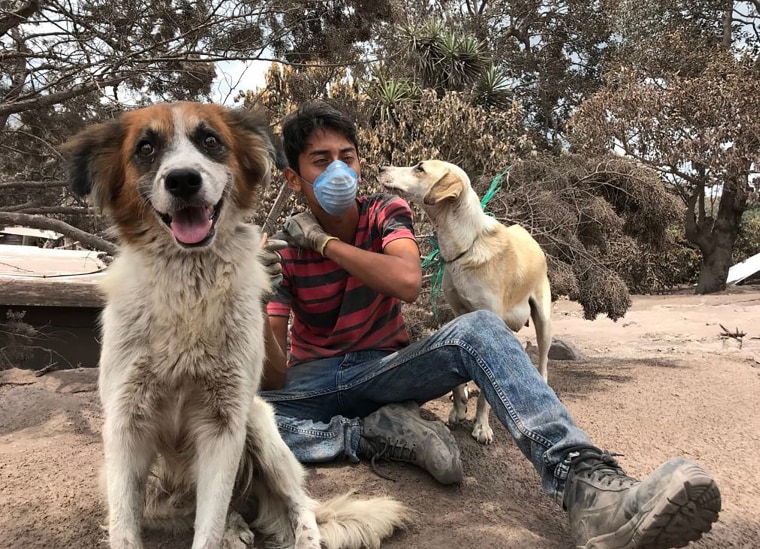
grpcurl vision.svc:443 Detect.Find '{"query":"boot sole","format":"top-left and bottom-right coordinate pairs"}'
top-left (580, 463), bottom-right (721, 549)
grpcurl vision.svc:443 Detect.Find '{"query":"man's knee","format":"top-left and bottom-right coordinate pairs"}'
top-left (446, 310), bottom-right (524, 354)
top-left (453, 310), bottom-right (508, 335)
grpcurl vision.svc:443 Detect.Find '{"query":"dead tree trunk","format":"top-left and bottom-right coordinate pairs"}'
top-left (686, 175), bottom-right (749, 294)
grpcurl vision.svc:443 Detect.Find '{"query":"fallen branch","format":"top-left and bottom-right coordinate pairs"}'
top-left (0, 211), bottom-right (117, 255)
top-left (719, 323), bottom-right (746, 348)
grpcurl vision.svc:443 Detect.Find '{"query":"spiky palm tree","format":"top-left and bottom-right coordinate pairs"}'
top-left (400, 19), bottom-right (445, 89)
top-left (474, 64), bottom-right (513, 110)
top-left (434, 31), bottom-right (487, 91)
top-left (368, 75), bottom-right (420, 123)
top-left (400, 20), bottom-right (488, 94)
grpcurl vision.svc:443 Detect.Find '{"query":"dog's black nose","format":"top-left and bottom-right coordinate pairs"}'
top-left (165, 169), bottom-right (202, 199)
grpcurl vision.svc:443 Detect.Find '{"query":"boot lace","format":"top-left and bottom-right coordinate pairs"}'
top-left (572, 451), bottom-right (635, 488)
top-left (368, 439), bottom-right (417, 481)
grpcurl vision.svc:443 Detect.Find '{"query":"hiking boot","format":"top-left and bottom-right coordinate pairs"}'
top-left (562, 449), bottom-right (721, 549)
top-left (359, 401), bottom-right (463, 485)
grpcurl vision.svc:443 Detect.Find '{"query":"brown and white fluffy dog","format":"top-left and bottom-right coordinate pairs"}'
top-left (380, 160), bottom-right (552, 445)
top-left (64, 102), bottom-right (409, 549)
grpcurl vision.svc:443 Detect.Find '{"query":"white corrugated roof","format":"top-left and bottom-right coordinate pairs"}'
top-left (0, 226), bottom-right (62, 239)
top-left (727, 252), bottom-right (760, 285)
top-left (0, 244), bottom-right (106, 279)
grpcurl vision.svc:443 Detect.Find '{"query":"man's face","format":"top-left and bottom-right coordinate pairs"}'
top-left (286, 128), bottom-right (360, 214)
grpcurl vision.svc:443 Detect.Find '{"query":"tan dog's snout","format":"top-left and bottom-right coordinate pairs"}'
top-left (380, 160), bottom-right (469, 207)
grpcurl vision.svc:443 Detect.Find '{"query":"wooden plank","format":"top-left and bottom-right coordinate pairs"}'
top-left (1, 275), bottom-right (105, 308)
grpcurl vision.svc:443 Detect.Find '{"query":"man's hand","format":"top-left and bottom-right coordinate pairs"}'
top-left (283, 212), bottom-right (338, 256)
top-left (259, 234), bottom-right (288, 300)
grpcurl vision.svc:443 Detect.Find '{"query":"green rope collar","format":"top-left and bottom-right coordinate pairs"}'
top-left (422, 165), bottom-right (511, 319)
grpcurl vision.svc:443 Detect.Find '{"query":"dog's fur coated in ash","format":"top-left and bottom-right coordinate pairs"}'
top-left (64, 102), bottom-right (409, 549)
top-left (380, 160), bottom-right (553, 445)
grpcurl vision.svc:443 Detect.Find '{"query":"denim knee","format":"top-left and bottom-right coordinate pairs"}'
top-left (441, 309), bottom-right (527, 368)
top-left (451, 310), bottom-right (513, 340)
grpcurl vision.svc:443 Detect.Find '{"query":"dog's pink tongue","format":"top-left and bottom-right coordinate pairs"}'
top-left (170, 206), bottom-right (213, 244)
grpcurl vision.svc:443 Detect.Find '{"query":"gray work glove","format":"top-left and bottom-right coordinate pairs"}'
top-left (258, 234), bottom-right (288, 300)
top-left (283, 212), bottom-right (338, 256)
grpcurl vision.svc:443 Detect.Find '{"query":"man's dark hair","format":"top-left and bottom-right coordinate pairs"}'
top-left (280, 101), bottom-right (359, 174)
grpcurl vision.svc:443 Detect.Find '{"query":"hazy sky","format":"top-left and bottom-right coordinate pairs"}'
top-left (212, 60), bottom-right (271, 105)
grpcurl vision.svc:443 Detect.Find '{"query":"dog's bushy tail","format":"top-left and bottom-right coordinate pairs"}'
top-left (316, 492), bottom-right (412, 549)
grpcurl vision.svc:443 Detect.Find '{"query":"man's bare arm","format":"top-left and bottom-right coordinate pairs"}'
top-left (261, 315), bottom-right (288, 391)
top-left (322, 238), bottom-right (422, 303)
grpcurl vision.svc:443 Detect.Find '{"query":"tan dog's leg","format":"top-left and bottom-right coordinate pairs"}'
top-left (443, 285), bottom-right (473, 427)
top-left (448, 384), bottom-right (470, 424)
top-left (471, 394), bottom-right (494, 444)
top-left (532, 278), bottom-right (553, 382)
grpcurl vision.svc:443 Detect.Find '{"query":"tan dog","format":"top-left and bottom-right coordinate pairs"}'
top-left (379, 160), bottom-right (552, 445)
top-left (64, 102), bottom-right (409, 549)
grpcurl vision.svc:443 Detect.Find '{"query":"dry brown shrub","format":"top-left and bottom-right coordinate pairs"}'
top-left (495, 154), bottom-right (682, 320)
top-left (546, 256), bottom-right (580, 300)
top-left (574, 260), bottom-right (632, 321)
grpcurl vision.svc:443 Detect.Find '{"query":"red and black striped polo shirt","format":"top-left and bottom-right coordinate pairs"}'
top-left (267, 193), bottom-right (417, 367)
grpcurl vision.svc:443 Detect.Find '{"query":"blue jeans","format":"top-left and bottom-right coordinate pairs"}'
top-left (262, 310), bottom-right (594, 502)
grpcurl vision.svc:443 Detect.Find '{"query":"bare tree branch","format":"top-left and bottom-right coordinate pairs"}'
top-left (0, 76), bottom-right (125, 118)
top-left (262, 183), bottom-right (292, 237)
top-left (0, 0), bottom-right (41, 37)
top-left (0, 180), bottom-right (66, 190)
top-left (11, 207), bottom-right (94, 216)
top-left (0, 212), bottom-right (116, 255)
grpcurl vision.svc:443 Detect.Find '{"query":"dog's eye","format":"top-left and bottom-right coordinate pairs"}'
top-left (415, 163), bottom-right (425, 173)
top-left (204, 134), bottom-right (220, 149)
top-left (136, 141), bottom-right (155, 157)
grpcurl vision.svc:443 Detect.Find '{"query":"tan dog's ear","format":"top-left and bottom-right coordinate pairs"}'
top-left (423, 171), bottom-right (463, 205)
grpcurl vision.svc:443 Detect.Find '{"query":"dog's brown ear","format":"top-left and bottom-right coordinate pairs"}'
top-left (226, 107), bottom-right (285, 171)
top-left (423, 171), bottom-right (464, 205)
top-left (61, 119), bottom-right (125, 211)
top-left (225, 107), bottom-right (283, 210)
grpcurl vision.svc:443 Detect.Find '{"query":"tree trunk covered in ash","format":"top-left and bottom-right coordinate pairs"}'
top-left (686, 175), bottom-right (749, 294)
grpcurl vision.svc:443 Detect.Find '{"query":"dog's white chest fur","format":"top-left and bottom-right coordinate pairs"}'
top-left (98, 227), bottom-right (267, 392)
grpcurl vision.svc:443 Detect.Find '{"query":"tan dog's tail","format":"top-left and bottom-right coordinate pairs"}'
top-left (316, 492), bottom-right (412, 549)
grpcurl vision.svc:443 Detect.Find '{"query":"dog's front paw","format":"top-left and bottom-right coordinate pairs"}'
top-left (471, 422), bottom-right (494, 445)
top-left (448, 386), bottom-right (469, 425)
top-left (109, 538), bottom-right (144, 549)
top-left (448, 405), bottom-right (468, 425)
top-left (108, 529), bottom-right (145, 549)
top-left (294, 524), bottom-right (321, 549)
top-left (221, 511), bottom-right (255, 548)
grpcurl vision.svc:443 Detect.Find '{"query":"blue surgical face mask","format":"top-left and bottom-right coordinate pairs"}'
top-left (301, 160), bottom-right (358, 216)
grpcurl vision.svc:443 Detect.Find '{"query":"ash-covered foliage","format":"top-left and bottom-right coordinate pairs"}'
top-left (248, 74), bottom-right (687, 326)
top-left (500, 154), bottom-right (683, 320)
